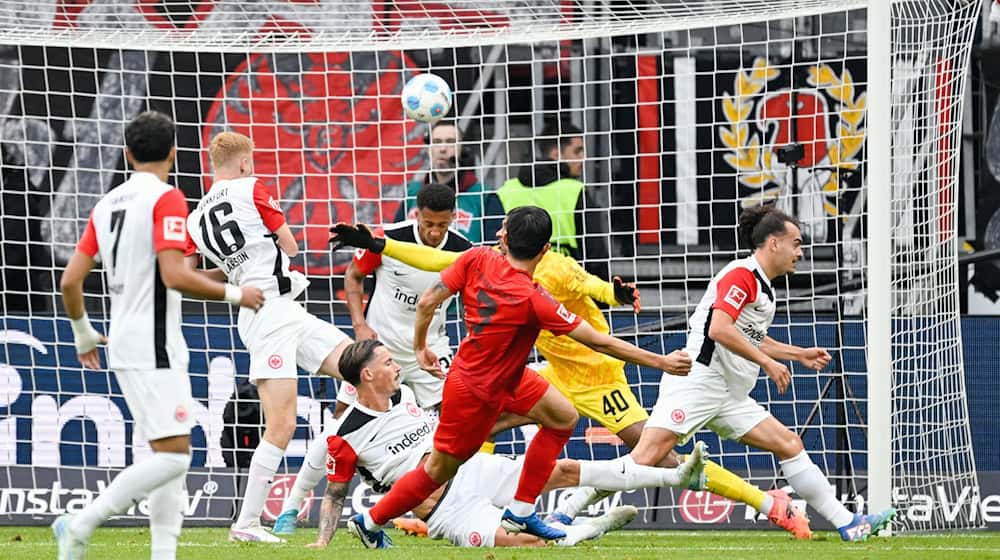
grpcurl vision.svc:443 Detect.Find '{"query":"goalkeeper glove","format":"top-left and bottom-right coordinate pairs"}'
top-left (328, 223), bottom-right (385, 253)
top-left (612, 276), bottom-right (640, 306)
top-left (70, 313), bottom-right (104, 354)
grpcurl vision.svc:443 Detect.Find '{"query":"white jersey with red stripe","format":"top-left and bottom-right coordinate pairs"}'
top-left (354, 221), bottom-right (472, 359)
top-left (75, 172), bottom-right (189, 371)
top-left (325, 386), bottom-right (434, 492)
top-left (684, 255), bottom-right (777, 394)
top-left (186, 176), bottom-right (306, 299)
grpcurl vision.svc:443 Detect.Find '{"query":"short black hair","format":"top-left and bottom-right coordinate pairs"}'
top-left (125, 111), bottom-right (175, 163)
top-left (738, 204), bottom-right (800, 250)
top-left (337, 339), bottom-right (384, 386)
top-left (416, 182), bottom-right (456, 212)
top-left (505, 206), bottom-right (552, 260)
top-left (430, 119), bottom-right (460, 140)
top-left (538, 120), bottom-right (582, 157)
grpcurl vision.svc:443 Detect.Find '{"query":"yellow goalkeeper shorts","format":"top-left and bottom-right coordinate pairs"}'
top-left (539, 365), bottom-right (648, 433)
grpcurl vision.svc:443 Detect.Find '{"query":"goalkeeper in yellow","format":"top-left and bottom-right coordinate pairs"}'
top-left (329, 222), bottom-right (812, 540)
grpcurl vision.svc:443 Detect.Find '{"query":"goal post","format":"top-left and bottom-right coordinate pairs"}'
top-left (0, 0), bottom-right (986, 533)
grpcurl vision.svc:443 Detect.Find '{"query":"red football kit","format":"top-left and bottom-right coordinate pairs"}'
top-left (366, 247), bottom-right (581, 526)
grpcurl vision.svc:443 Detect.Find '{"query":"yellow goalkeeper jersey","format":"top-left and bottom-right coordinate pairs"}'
top-left (533, 251), bottom-right (625, 389)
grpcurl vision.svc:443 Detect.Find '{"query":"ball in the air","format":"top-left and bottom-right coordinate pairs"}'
top-left (401, 73), bottom-right (452, 123)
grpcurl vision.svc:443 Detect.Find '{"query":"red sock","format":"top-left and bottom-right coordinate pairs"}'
top-left (513, 426), bottom-right (573, 504)
top-left (368, 466), bottom-right (443, 526)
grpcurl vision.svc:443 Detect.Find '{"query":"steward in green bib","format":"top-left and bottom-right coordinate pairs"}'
top-left (485, 121), bottom-right (586, 259)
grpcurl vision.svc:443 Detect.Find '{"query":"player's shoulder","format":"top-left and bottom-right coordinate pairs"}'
top-left (383, 220), bottom-right (418, 243)
top-left (441, 229), bottom-right (473, 252)
top-left (336, 406), bottom-right (378, 437)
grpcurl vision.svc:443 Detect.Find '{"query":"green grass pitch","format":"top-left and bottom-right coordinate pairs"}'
top-left (4, 526), bottom-right (1000, 560)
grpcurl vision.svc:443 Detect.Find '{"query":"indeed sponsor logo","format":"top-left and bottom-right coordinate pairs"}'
top-left (393, 287), bottom-right (418, 306)
top-left (740, 323), bottom-right (765, 344)
top-left (386, 423), bottom-right (432, 455)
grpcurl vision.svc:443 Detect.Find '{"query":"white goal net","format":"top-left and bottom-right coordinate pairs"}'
top-left (0, 0), bottom-right (984, 533)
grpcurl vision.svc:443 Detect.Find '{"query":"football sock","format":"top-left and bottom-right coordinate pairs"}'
top-left (578, 455), bottom-right (688, 490)
top-left (148, 464), bottom-right (188, 560)
top-left (513, 426), bottom-right (573, 504)
top-left (780, 450), bottom-right (854, 528)
top-left (70, 451), bottom-right (189, 538)
top-left (282, 435), bottom-right (328, 512)
top-left (368, 466), bottom-right (443, 527)
top-left (235, 440), bottom-right (284, 529)
top-left (688, 457), bottom-right (771, 515)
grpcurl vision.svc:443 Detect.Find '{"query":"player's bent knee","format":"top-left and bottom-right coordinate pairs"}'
top-left (779, 433), bottom-right (806, 459)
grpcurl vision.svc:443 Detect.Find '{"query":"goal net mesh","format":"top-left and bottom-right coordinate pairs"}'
top-left (0, 0), bottom-right (983, 533)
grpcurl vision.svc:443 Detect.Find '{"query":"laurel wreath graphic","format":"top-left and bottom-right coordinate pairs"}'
top-left (719, 57), bottom-right (867, 217)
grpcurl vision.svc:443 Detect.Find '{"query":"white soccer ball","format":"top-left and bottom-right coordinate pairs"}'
top-left (401, 73), bottom-right (452, 123)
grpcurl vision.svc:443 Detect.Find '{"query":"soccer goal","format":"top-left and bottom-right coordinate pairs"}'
top-left (0, 0), bottom-right (984, 533)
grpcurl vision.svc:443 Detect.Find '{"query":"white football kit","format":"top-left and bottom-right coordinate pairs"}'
top-left (648, 255), bottom-right (776, 442)
top-left (186, 176), bottom-right (348, 381)
top-left (326, 386), bottom-right (524, 547)
top-left (75, 171), bottom-right (194, 440)
top-left (337, 220), bottom-right (472, 408)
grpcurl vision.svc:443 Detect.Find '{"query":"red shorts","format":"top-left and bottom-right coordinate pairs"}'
top-left (433, 368), bottom-right (550, 460)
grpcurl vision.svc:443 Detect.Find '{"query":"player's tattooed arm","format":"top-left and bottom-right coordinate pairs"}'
top-left (308, 481), bottom-right (349, 548)
top-left (413, 280), bottom-right (454, 378)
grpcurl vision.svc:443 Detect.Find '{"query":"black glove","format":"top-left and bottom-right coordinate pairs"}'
top-left (612, 276), bottom-right (639, 305)
top-left (328, 223), bottom-right (385, 253)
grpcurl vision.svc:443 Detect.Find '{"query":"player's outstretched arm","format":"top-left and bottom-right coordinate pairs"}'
top-left (60, 250), bottom-right (107, 370)
top-left (184, 255), bottom-right (228, 282)
top-left (761, 336), bottom-right (831, 371)
top-left (306, 481), bottom-right (349, 548)
top-left (566, 321), bottom-right (691, 375)
top-left (157, 249), bottom-right (265, 310)
top-left (328, 223), bottom-right (460, 272)
top-left (708, 312), bottom-right (791, 393)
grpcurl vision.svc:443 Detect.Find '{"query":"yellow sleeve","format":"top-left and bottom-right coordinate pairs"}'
top-left (382, 238), bottom-right (461, 272)
top-left (536, 252), bottom-right (617, 305)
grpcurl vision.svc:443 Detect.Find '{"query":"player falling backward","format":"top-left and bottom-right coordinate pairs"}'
top-left (330, 215), bottom-right (815, 539)
top-left (329, 206), bottom-right (692, 547)
top-left (185, 131), bottom-right (354, 543)
top-left (54, 112), bottom-right (265, 560)
top-left (573, 204), bottom-right (891, 542)
top-left (270, 182), bottom-right (472, 534)
top-left (303, 339), bottom-right (709, 549)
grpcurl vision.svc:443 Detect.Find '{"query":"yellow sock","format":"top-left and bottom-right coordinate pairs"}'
top-left (684, 456), bottom-right (767, 512)
top-left (478, 441), bottom-right (496, 454)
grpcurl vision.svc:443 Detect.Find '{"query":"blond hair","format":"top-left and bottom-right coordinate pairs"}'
top-left (209, 132), bottom-right (254, 171)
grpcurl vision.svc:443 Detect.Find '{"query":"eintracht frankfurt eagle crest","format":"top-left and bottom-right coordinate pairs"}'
top-left (718, 57), bottom-right (866, 242)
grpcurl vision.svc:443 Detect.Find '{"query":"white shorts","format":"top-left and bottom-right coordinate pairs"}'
top-left (238, 297), bottom-right (350, 382)
top-left (116, 368), bottom-right (195, 441)
top-left (426, 453), bottom-right (522, 548)
top-left (337, 346), bottom-right (451, 409)
top-left (647, 363), bottom-right (770, 444)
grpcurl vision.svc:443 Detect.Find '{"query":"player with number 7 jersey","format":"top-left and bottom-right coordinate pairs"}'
top-left (186, 131), bottom-right (353, 544)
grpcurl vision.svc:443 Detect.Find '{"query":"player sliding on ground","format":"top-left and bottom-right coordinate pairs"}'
top-left (186, 132), bottom-right (354, 543)
top-left (329, 213), bottom-right (814, 539)
top-left (306, 339), bottom-right (707, 549)
top-left (330, 206), bottom-right (693, 547)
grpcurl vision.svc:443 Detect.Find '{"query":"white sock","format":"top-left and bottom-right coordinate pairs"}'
top-left (70, 451), bottom-right (189, 538)
top-left (362, 509), bottom-right (381, 530)
top-left (281, 435), bottom-right (327, 513)
top-left (507, 500), bottom-right (536, 517)
top-left (578, 456), bottom-right (685, 490)
top-left (235, 440), bottom-right (285, 529)
top-left (780, 450), bottom-right (855, 528)
top-left (148, 455), bottom-right (189, 560)
top-left (554, 487), bottom-right (612, 520)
